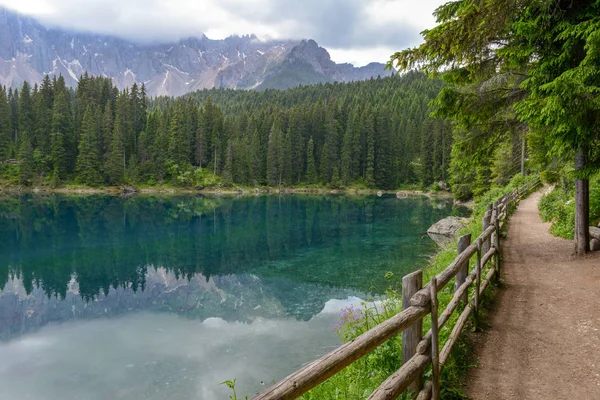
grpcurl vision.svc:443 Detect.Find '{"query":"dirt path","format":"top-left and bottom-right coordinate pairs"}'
top-left (465, 190), bottom-right (600, 399)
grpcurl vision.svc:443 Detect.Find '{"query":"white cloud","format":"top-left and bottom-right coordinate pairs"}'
top-left (328, 46), bottom-right (397, 67)
top-left (0, 0), bottom-right (447, 66)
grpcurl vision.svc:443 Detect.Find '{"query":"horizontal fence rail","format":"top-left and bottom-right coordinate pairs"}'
top-left (253, 177), bottom-right (541, 400)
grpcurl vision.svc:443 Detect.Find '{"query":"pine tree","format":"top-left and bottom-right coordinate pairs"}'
top-left (53, 76), bottom-right (77, 173)
top-left (306, 136), bottom-right (317, 184)
top-left (105, 106), bottom-right (126, 185)
top-left (99, 102), bottom-right (113, 164)
top-left (320, 106), bottom-right (339, 184)
top-left (18, 81), bottom-right (35, 148)
top-left (18, 132), bottom-right (34, 185)
top-left (76, 105), bottom-right (103, 186)
top-left (0, 87), bottom-right (12, 161)
top-left (33, 75), bottom-right (54, 171)
top-left (364, 110), bottom-right (375, 187)
top-left (222, 141), bottom-right (234, 186)
top-left (267, 118), bottom-right (284, 186)
top-left (152, 115), bottom-right (169, 182)
top-left (168, 106), bottom-right (188, 168)
top-left (50, 90), bottom-right (70, 180)
top-left (340, 121), bottom-right (353, 186)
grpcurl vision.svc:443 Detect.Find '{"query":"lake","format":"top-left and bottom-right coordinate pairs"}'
top-left (0, 193), bottom-right (467, 399)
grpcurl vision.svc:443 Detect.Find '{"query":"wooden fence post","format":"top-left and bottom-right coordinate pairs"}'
top-left (430, 276), bottom-right (440, 400)
top-left (482, 206), bottom-right (492, 255)
top-left (495, 212), bottom-right (501, 278)
top-left (491, 202), bottom-right (498, 249)
top-left (402, 270), bottom-right (423, 394)
top-left (454, 234), bottom-right (471, 305)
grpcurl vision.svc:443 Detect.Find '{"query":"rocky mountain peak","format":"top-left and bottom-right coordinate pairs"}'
top-left (0, 7), bottom-right (392, 96)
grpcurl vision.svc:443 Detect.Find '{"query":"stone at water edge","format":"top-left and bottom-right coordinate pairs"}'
top-left (427, 216), bottom-right (469, 246)
top-left (590, 239), bottom-right (600, 252)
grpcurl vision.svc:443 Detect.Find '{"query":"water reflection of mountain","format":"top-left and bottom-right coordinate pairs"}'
top-left (0, 194), bottom-right (468, 335)
top-left (0, 267), bottom-right (361, 341)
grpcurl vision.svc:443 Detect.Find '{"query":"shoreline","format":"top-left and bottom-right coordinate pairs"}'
top-left (0, 183), bottom-right (457, 200)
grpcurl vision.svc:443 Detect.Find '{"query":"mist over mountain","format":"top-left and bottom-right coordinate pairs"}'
top-left (0, 7), bottom-right (392, 96)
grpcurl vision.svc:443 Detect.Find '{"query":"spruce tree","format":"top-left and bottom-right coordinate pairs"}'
top-left (222, 141), bottom-right (234, 186)
top-left (99, 102), bottom-right (113, 164)
top-left (340, 121), bottom-right (353, 186)
top-left (266, 119), bottom-right (284, 186)
top-left (50, 90), bottom-right (70, 180)
top-left (18, 132), bottom-right (34, 185)
top-left (34, 75), bottom-right (54, 169)
top-left (0, 87), bottom-right (12, 161)
top-left (76, 105), bottom-right (103, 186)
top-left (18, 81), bottom-right (35, 148)
top-left (306, 137), bottom-right (317, 184)
top-left (168, 106), bottom-right (188, 168)
top-left (105, 107), bottom-right (126, 185)
top-left (364, 111), bottom-right (375, 187)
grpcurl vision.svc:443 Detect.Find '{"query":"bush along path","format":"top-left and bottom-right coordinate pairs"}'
top-left (465, 190), bottom-right (600, 399)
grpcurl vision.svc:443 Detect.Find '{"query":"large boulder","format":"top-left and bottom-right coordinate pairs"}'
top-left (427, 216), bottom-right (469, 246)
top-left (590, 239), bottom-right (600, 252)
top-left (590, 226), bottom-right (600, 241)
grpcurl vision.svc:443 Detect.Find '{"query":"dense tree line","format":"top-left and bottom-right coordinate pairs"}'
top-left (0, 72), bottom-right (452, 189)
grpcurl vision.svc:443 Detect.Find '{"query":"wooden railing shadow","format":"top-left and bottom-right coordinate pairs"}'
top-left (253, 178), bottom-right (542, 400)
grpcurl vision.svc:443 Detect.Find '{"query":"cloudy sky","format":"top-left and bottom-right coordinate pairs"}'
top-left (0, 0), bottom-right (446, 66)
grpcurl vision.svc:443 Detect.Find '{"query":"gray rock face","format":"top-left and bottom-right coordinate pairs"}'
top-left (427, 216), bottom-right (469, 246)
top-left (0, 7), bottom-right (392, 96)
top-left (590, 239), bottom-right (600, 252)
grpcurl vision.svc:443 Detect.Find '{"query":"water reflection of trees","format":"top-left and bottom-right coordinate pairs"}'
top-left (0, 194), bottom-right (467, 301)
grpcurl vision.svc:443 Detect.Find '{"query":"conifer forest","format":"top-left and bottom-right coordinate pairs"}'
top-left (0, 72), bottom-right (456, 190)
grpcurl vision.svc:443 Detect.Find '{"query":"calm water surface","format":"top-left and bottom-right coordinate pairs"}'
top-left (0, 194), bottom-right (467, 399)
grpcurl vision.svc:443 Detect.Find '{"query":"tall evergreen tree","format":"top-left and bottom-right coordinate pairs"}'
top-left (267, 117), bottom-right (284, 186)
top-left (17, 81), bottom-right (35, 148)
top-left (364, 109), bottom-right (375, 187)
top-left (306, 136), bottom-right (317, 184)
top-left (99, 102), bottom-right (113, 164)
top-left (0, 87), bottom-right (12, 161)
top-left (50, 90), bottom-right (70, 180)
top-left (76, 105), bottom-right (103, 186)
top-left (105, 105), bottom-right (126, 185)
top-left (33, 75), bottom-right (54, 167)
top-left (18, 132), bottom-right (34, 185)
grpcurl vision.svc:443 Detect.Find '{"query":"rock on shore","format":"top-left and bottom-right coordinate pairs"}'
top-left (427, 216), bottom-right (469, 246)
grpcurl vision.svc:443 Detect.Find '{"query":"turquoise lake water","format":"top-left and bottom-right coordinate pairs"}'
top-left (0, 194), bottom-right (467, 399)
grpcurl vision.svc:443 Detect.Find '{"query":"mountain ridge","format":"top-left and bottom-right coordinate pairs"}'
top-left (0, 7), bottom-right (392, 96)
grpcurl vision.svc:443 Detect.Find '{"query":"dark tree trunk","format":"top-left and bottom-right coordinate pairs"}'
top-left (521, 137), bottom-right (526, 175)
top-left (575, 145), bottom-right (590, 255)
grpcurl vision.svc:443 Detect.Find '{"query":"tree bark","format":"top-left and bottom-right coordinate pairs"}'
top-left (521, 137), bottom-right (526, 175)
top-left (575, 145), bottom-right (590, 255)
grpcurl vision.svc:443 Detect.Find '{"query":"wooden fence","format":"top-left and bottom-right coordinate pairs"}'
top-left (252, 177), bottom-right (542, 400)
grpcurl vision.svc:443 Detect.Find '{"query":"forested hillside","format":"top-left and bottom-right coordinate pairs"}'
top-left (0, 72), bottom-right (452, 190)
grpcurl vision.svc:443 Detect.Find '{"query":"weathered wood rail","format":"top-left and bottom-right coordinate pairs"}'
top-left (253, 178), bottom-right (542, 400)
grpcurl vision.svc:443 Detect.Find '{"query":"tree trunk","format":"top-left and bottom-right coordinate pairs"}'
top-left (521, 137), bottom-right (526, 175)
top-left (214, 148), bottom-right (217, 175)
top-left (575, 145), bottom-right (590, 255)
